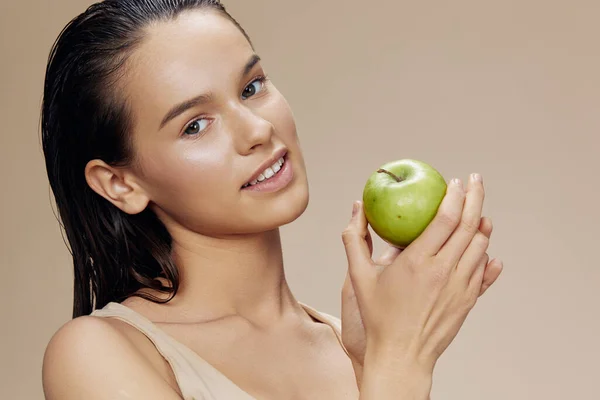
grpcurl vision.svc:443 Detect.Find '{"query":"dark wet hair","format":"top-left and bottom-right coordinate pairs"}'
top-left (41, 0), bottom-right (251, 318)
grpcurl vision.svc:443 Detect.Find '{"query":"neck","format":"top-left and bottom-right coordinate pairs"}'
top-left (151, 227), bottom-right (302, 324)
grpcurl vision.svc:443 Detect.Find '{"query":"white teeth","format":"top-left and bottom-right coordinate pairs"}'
top-left (264, 167), bottom-right (275, 179)
top-left (243, 156), bottom-right (286, 188)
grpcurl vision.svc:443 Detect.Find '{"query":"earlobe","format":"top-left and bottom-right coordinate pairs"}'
top-left (84, 159), bottom-right (149, 215)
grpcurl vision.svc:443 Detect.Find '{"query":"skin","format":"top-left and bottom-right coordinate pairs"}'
top-left (42, 9), bottom-right (503, 400)
top-left (43, 10), bottom-right (357, 400)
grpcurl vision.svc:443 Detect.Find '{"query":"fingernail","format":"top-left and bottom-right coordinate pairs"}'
top-left (452, 178), bottom-right (462, 186)
top-left (352, 201), bottom-right (359, 217)
top-left (472, 173), bottom-right (482, 182)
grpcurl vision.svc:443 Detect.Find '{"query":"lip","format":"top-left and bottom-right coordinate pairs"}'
top-left (242, 147), bottom-right (289, 187)
top-left (241, 153), bottom-right (293, 193)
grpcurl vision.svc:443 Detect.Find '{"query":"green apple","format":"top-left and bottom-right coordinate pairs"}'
top-left (362, 159), bottom-right (447, 249)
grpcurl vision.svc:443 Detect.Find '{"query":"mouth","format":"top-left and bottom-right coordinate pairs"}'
top-left (241, 147), bottom-right (289, 189)
top-left (241, 152), bottom-right (288, 189)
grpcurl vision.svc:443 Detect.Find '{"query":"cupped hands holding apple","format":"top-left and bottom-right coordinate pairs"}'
top-left (340, 160), bottom-right (503, 392)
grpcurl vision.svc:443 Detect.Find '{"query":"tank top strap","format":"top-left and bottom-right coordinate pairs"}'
top-left (298, 302), bottom-right (350, 358)
top-left (91, 302), bottom-right (256, 400)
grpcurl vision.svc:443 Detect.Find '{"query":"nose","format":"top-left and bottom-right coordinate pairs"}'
top-left (227, 102), bottom-right (274, 154)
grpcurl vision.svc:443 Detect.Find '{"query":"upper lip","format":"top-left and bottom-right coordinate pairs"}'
top-left (243, 147), bottom-right (288, 186)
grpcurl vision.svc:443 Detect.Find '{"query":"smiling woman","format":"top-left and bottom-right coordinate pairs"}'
top-left (40, 1), bottom-right (502, 399)
top-left (40, 1), bottom-right (348, 399)
top-left (42, 0), bottom-right (311, 318)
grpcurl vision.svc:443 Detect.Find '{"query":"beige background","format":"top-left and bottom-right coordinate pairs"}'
top-left (1, 0), bottom-right (598, 398)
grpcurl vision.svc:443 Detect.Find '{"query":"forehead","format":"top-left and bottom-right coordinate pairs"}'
top-left (123, 10), bottom-right (254, 117)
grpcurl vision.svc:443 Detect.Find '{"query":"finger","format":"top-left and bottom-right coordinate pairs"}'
top-left (341, 201), bottom-right (376, 294)
top-left (341, 270), bottom-right (362, 313)
top-left (456, 230), bottom-right (490, 280)
top-left (342, 270), bottom-right (353, 298)
top-left (468, 252), bottom-right (489, 294)
top-left (341, 270), bottom-right (356, 306)
top-left (407, 178), bottom-right (466, 257)
top-left (479, 216), bottom-right (493, 239)
top-left (340, 271), bottom-right (367, 364)
top-left (437, 173), bottom-right (485, 263)
top-left (374, 244), bottom-right (402, 266)
top-left (366, 227), bottom-right (374, 258)
top-left (479, 258), bottom-right (503, 296)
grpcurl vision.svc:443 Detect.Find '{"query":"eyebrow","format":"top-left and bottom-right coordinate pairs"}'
top-left (159, 54), bottom-right (262, 129)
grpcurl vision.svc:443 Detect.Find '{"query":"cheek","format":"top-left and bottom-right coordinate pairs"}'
top-left (137, 138), bottom-right (233, 207)
top-left (265, 90), bottom-right (298, 141)
top-left (266, 91), bottom-right (307, 175)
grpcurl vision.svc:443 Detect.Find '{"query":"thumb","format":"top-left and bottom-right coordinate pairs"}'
top-left (341, 201), bottom-right (375, 296)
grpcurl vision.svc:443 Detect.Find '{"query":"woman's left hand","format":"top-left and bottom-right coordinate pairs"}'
top-left (341, 216), bottom-right (500, 387)
top-left (341, 227), bottom-right (399, 386)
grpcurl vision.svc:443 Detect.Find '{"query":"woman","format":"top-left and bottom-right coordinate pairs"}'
top-left (40, 1), bottom-right (503, 399)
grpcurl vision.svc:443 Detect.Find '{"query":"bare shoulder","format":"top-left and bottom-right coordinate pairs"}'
top-left (42, 316), bottom-right (183, 400)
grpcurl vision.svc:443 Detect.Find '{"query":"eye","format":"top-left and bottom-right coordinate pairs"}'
top-left (241, 77), bottom-right (266, 100)
top-left (183, 118), bottom-right (210, 136)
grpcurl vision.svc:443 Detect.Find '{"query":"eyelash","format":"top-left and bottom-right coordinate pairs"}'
top-left (181, 74), bottom-right (270, 138)
top-left (243, 74), bottom-right (269, 99)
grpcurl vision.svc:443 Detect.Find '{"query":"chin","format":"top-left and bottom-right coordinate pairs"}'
top-left (276, 183), bottom-right (310, 227)
top-left (247, 176), bottom-right (310, 234)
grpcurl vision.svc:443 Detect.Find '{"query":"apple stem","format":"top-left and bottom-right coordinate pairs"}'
top-left (377, 168), bottom-right (404, 182)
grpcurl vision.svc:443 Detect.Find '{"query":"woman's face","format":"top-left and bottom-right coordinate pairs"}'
top-left (122, 10), bottom-right (309, 236)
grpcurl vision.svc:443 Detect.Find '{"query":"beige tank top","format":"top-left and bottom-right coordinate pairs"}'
top-left (90, 302), bottom-right (348, 400)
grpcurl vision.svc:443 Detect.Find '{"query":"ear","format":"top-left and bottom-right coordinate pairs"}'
top-left (84, 159), bottom-right (150, 215)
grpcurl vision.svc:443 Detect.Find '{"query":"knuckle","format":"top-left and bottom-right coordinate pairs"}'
top-left (482, 253), bottom-right (490, 265)
top-left (437, 210), bottom-right (461, 228)
top-left (341, 228), bottom-right (355, 245)
top-left (461, 217), bottom-right (480, 234)
top-left (465, 294), bottom-right (478, 310)
top-left (428, 261), bottom-right (451, 285)
top-left (474, 232), bottom-right (490, 249)
top-left (403, 248), bottom-right (423, 268)
top-left (464, 288), bottom-right (480, 308)
top-left (431, 268), bottom-right (450, 286)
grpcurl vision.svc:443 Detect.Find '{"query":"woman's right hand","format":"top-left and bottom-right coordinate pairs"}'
top-left (341, 173), bottom-right (503, 376)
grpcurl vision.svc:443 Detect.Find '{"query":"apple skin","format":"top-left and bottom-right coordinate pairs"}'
top-left (362, 159), bottom-right (448, 249)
